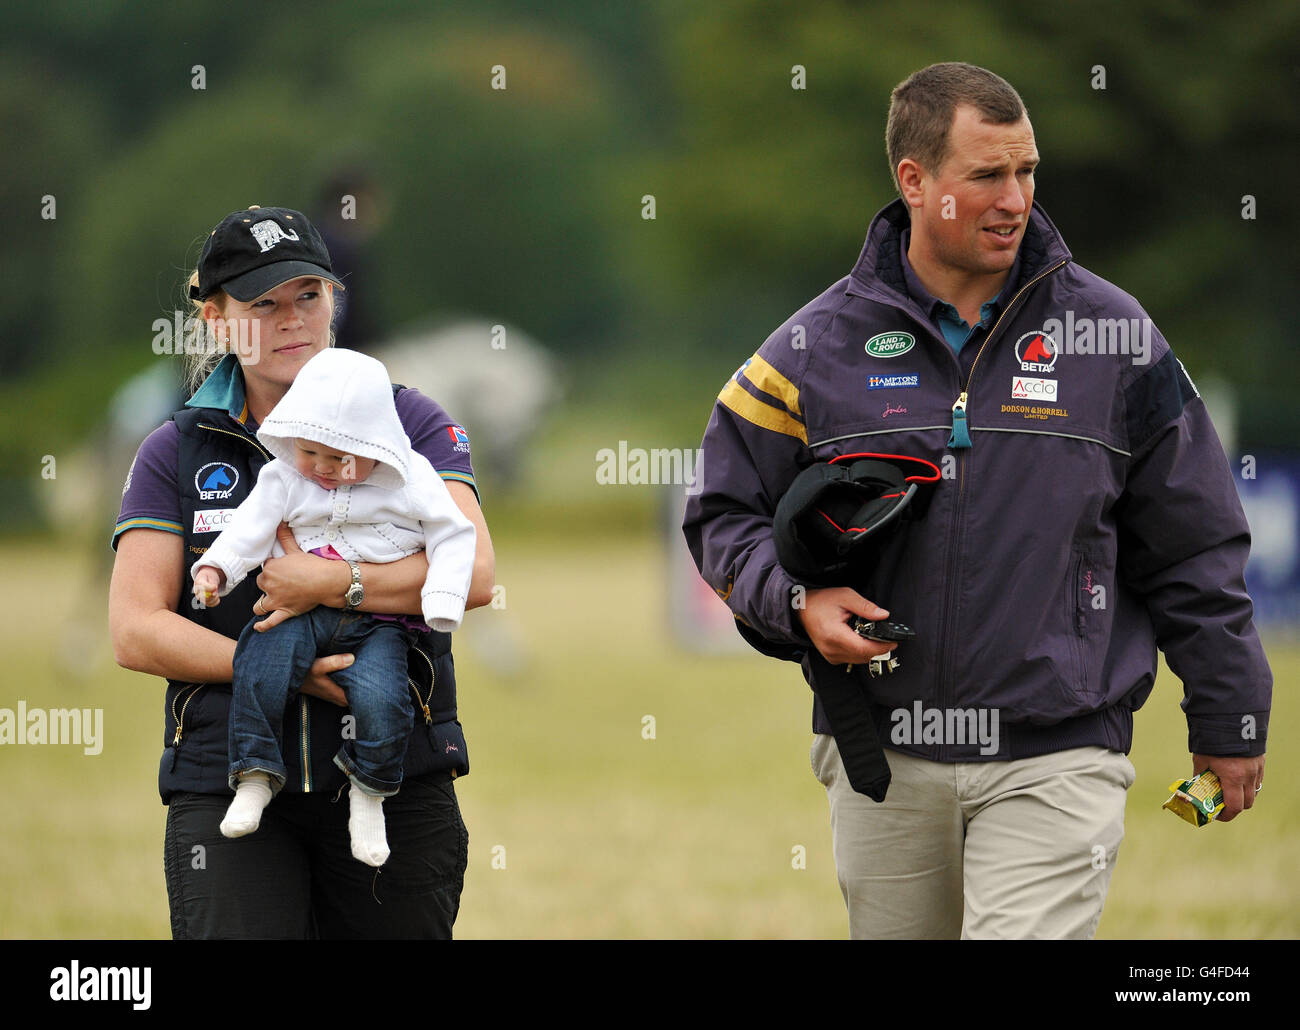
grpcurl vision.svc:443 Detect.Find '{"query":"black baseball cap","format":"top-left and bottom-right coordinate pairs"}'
top-left (190, 205), bottom-right (345, 302)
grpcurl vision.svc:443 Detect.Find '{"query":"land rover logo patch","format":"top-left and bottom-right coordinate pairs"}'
top-left (865, 332), bottom-right (915, 358)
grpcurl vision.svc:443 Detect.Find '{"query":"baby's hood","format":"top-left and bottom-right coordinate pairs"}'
top-left (257, 348), bottom-right (412, 490)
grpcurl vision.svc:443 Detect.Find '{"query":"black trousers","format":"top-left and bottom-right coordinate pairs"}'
top-left (163, 770), bottom-right (468, 939)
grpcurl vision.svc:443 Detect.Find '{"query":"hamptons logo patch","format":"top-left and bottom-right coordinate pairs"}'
top-left (193, 508), bottom-right (237, 534)
top-left (1015, 330), bottom-right (1059, 373)
top-left (447, 425), bottom-right (471, 453)
top-left (195, 462), bottom-right (238, 500)
top-left (1011, 376), bottom-right (1058, 401)
top-left (868, 373), bottom-right (919, 390)
top-left (864, 332), bottom-right (915, 359)
top-left (250, 219), bottom-right (300, 253)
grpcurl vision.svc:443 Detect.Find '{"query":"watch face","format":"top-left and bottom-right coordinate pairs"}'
top-left (346, 584), bottom-right (364, 606)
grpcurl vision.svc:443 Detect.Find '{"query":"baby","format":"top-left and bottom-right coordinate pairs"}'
top-left (191, 347), bottom-right (476, 866)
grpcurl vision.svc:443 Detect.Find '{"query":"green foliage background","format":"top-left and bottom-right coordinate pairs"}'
top-left (2, 0), bottom-right (1298, 517)
top-left (1, 0), bottom-right (1295, 939)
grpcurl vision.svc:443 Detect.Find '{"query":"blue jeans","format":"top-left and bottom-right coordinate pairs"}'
top-left (229, 607), bottom-right (414, 797)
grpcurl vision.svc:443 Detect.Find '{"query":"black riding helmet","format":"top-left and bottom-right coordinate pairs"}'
top-left (774, 452), bottom-right (941, 585)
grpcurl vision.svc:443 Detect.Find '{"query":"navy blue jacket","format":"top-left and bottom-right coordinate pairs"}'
top-left (682, 199), bottom-right (1271, 761)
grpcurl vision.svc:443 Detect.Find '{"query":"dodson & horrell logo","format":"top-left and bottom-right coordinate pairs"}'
top-left (865, 332), bottom-right (915, 358)
top-left (195, 462), bottom-right (238, 501)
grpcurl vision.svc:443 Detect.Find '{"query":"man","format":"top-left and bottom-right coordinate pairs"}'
top-left (682, 62), bottom-right (1271, 939)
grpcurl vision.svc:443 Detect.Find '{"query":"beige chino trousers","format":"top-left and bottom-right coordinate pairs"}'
top-left (811, 734), bottom-right (1136, 939)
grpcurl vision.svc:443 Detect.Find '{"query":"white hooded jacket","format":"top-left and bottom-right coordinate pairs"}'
top-left (190, 348), bottom-right (477, 632)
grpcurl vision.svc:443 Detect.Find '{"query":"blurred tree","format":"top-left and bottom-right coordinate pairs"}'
top-left (629, 0), bottom-right (1299, 451)
top-left (2, 0), bottom-right (1297, 513)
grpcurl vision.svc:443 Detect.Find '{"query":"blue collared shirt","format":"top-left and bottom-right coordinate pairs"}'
top-left (186, 353), bottom-right (256, 427)
top-left (899, 229), bottom-right (1023, 355)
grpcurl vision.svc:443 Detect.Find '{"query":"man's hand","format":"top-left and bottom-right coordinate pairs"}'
top-left (798, 587), bottom-right (897, 667)
top-left (298, 653), bottom-right (354, 707)
top-left (1192, 752), bottom-right (1265, 823)
top-left (256, 523), bottom-right (347, 616)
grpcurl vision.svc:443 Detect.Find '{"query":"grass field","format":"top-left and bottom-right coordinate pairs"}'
top-left (1, 533), bottom-right (1295, 939)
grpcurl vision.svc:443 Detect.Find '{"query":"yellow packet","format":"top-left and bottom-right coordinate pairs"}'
top-left (1163, 770), bottom-right (1225, 827)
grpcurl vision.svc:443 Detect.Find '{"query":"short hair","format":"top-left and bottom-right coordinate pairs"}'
top-left (886, 63), bottom-right (1027, 194)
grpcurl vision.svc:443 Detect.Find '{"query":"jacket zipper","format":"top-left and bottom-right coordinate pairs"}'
top-left (407, 645), bottom-right (437, 724)
top-left (196, 421), bottom-right (314, 785)
top-left (935, 258), bottom-right (1069, 758)
top-left (300, 696), bottom-right (312, 791)
top-left (170, 683), bottom-right (205, 746)
top-left (198, 422), bottom-right (273, 461)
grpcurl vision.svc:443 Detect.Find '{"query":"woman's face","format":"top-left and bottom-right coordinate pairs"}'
top-left (208, 277), bottom-right (334, 394)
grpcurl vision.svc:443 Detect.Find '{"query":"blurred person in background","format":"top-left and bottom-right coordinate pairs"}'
top-left (313, 165), bottom-right (389, 353)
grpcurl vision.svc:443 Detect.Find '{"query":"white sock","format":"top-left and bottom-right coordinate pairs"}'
top-left (348, 784), bottom-right (390, 867)
top-left (220, 772), bottom-right (273, 838)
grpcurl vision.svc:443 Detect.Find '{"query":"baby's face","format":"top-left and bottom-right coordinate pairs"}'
top-left (293, 439), bottom-right (377, 490)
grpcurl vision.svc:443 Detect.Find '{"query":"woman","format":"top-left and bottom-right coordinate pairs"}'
top-left (109, 205), bottom-right (495, 938)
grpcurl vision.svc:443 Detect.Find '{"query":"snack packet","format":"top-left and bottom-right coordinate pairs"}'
top-left (1162, 770), bottom-right (1225, 827)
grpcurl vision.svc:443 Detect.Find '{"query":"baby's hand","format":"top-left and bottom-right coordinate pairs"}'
top-left (192, 566), bottom-right (225, 608)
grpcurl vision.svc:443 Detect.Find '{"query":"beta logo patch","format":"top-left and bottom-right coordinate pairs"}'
top-left (868, 373), bottom-right (919, 390)
top-left (1011, 376), bottom-right (1058, 401)
top-left (864, 332), bottom-right (915, 359)
top-left (195, 462), bottom-right (238, 501)
top-left (193, 508), bottom-right (237, 534)
top-left (447, 425), bottom-right (471, 454)
top-left (1015, 331), bottom-right (1059, 373)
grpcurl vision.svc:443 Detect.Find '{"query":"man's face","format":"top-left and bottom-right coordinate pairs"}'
top-left (901, 105), bottom-right (1039, 282)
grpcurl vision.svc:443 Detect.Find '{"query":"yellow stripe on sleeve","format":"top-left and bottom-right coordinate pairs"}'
top-left (742, 354), bottom-right (802, 417)
top-left (113, 517), bottom-right (184, 538)
top-left (718, 379), bottom-right (808, 443)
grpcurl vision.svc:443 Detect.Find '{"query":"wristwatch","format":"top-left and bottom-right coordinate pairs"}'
top-left (344, 561), bottom-right (364, 609)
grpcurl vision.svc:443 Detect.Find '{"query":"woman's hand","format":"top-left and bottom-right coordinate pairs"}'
top-left (256, 523), bottom-right (349, 617)
top-left (298, 653), bottom-right (355, 707)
